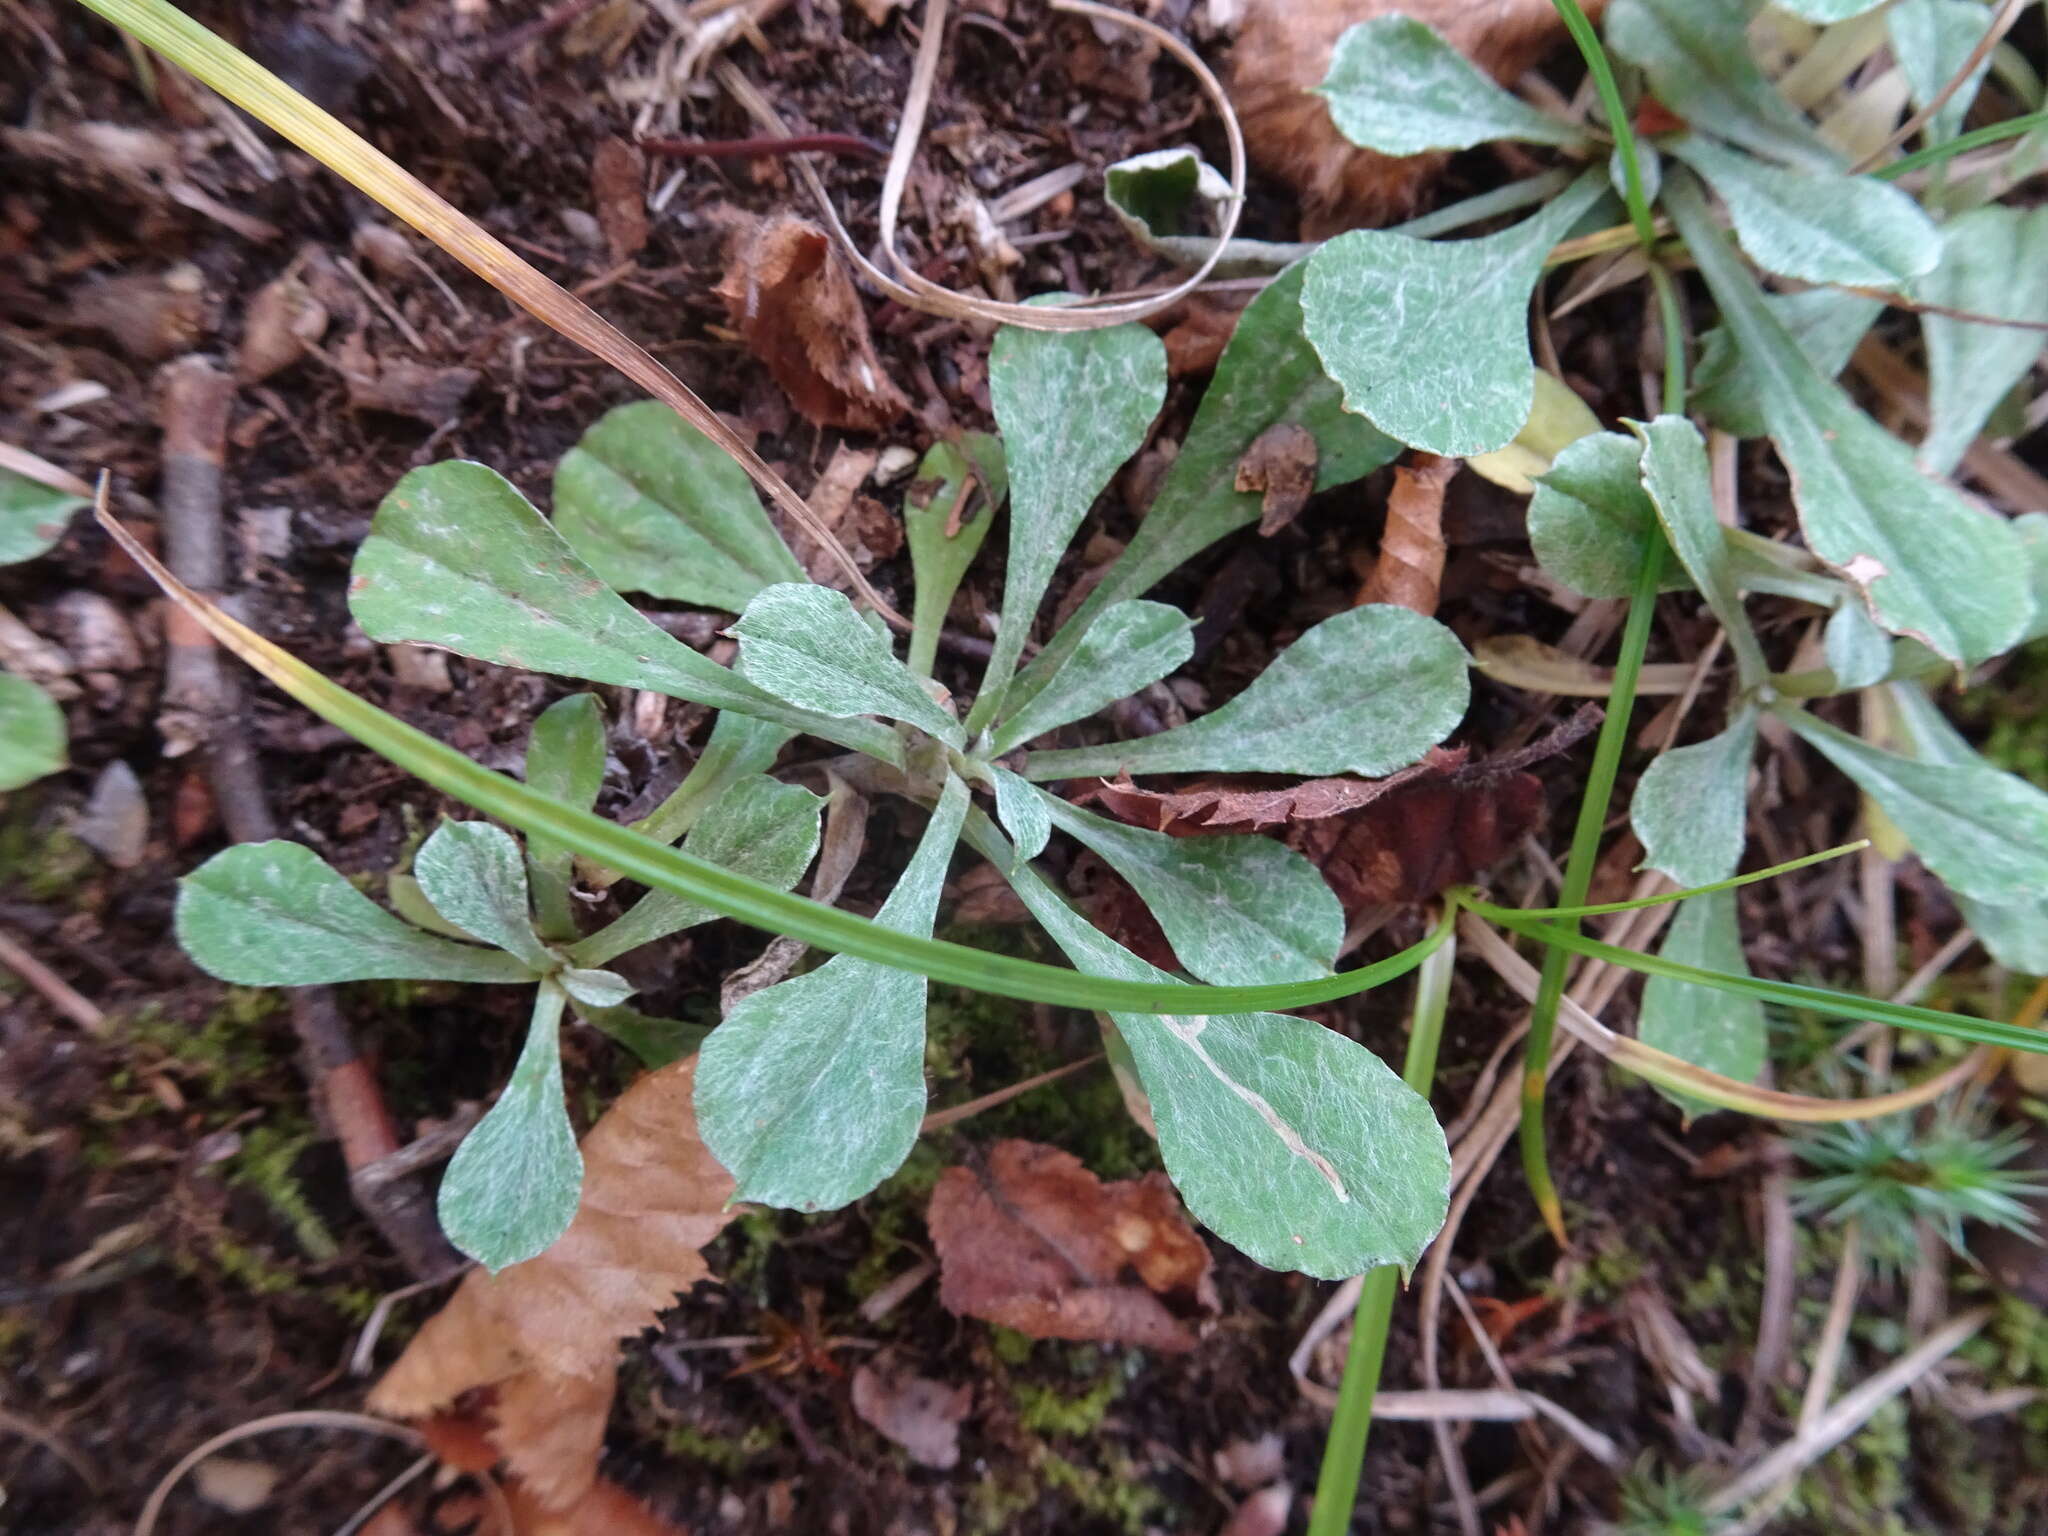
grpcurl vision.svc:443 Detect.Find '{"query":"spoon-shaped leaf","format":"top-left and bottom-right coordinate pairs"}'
top-left (524, 692), bottom-right (606, 940)
top-left (1040, 794), bottom-right (1342, 986)
top-left (1823, 601), bottom-right (1894, 691)
top-left (0, 468), bottom-right (88, 567)
top-left (695, 774), bottom-right (969, 1211)
top-left (968, 322), bottom-right (1166, 725)
top-left (981, 818), bottom-right (1448, 1279)
top-left (413, 819), bottom-right (552, 971)
top-left (905, 434), bottom-right (1005, 679)
top-left (1632, 415), bottom-right (1770, 684)
top-left (570, 774), bottom-right (823, 967)
top-left (0, 674), bottom-right (65, 790)
top-left (990, 599), bottom-right (1193, 754)
top-left (1632, 707), bottom-right (1758, 889)
top-left (1528, 432), bottom-right (1688, 599)
top-left (1914, 205), bottom-right (2048, 475)
top-left (1024, 605), bottom-right (1468, 781)
top-left (1316, 15), bottom-right (1584, 154)
top-left (732, 582), bottom-right (963, 746)
top-left (439, 981), bottom-right (581, 1270)
top-left (989, 764), bottom-right (1050, 867)
top-left (1637, 890), bottom-right (1767, 1117)
top-left (177, 840), bottom-right (536, 985)
top-left (350, 461), bottom-right (901, 764)
top-left (631, 709), bottom-right (794, 847)
top-left (1301, 173), bottom-right (1605, 455)
top-left (558, 967), bottom-right (633, 1009)
top-left (551, 400), bottom-right (804, 612)
top-left (1668, 171), bottom-right (2029, 665)
top-left (1671, 135), bottom-right (1941, 287)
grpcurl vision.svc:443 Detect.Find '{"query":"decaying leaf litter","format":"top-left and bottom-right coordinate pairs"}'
top-left (4, 0), bottom-right (2048, 1531)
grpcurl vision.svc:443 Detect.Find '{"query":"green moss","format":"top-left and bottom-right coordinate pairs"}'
top-left (1013, 1368), bottom-right (1124, 1438)
top-left (1040, 1449), bottom-right (1166, 1533)
top-left (228, 1121), bottom-right (339, 1262)
top-left (199, 1235), bottom-right (303, 1297)
top-left (1956, 642), bottom-right (2048, 788)
top-left (127, 989), bottom-right (286, 1100)
top-left (0, 795), bottom-right (96, 906)
top-left (989, 1326), bottom-right (1037, 1367)
top-left (663, 1421), bottom-right (780, 1474)
top-left (1783, 1396), bottom-right (1910, 1536)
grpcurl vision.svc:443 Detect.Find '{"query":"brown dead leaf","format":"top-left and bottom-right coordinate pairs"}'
top-left (236, 262), bottom-right (329, 384)
top-left (1236, 423), bottom-right (1319, 537)
top-left (1081, 749), bottom-right (1466, 834)
top-left (590, 137), bottom-right (649, 265)
top-left (1232, 0), bottom-right (1601, 235)
top-left (338, 332), bottom-right (477, 426)
top-left (1160, 296), bottom-right (1247, 377)
top-left (1359, 452), bottom-right (1456, 614)
top-left (928, 1140), bottom-right (1216, 1354)
top-left (715, 214), bottom-right (910, 432)
top-left (1303, 763), bottom-right (1546, 913)
top-left (372, 1056), bottom-right (735, 1509)
top-left (850, 1359), bottom-right (972, 1469)
top-left (67, 263), bottom-right (205, 361)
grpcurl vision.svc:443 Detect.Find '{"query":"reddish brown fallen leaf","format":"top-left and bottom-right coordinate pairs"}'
top-left (338, 332), bottom-right (477, 426)
top-left (714, 213), bottom-right (910, 431)
top-left (928, 1140), bottom-right (1216, 1354)
top-left (1236, 423), bottom-right (1319, 537)
top-left (850, 1359), bottom-right (973, 1469)
top-left (1230, 0), bottom-right (1602, 235)
top-left (372, 1056), bottom-right (736, 1509)
top-left (1080, 749), bottom-right (1466, 835)
top-left (235, 263), bottom-right (328, 384)
top-left (1159, 296), bottom-right (1247, 377)
top-left (590, 137), bottom-right (650, 265)
top-left (1359, 453), bottom-right (1456, 615)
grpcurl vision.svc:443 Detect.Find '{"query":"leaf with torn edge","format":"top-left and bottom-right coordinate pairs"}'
top-left (986, 835), bottom-right (1449, 1278)
top-left (1632, 707), bottom-right (1758, 889)
top-left (973, 319), bottom-right (1166, 720)
top-left (733, 582), bottom-right (963, 746)
top-left (551, 400), bottom-right (805, 613)
top-left (1671, 135), bottom-right (1940, 287)
top-left (350, 461), bottom-right (901, 764)
top-left (1103, 148), bottom-right (1310, 274)
top-left (905, 433), bottom-right (1006, 674)
top-left (928, 1138), bottom-right (1217, 1353)
top-left (1301, 173), bottom-right (1605, 456)
top-left (1668, 172), bottom-right (2028, 666)
top-left (1914, 205), bottom-right (2048, 475)
top-left (0, 466), bottom-right (88, 567)
top-left (440, 982), bottom-right (582, 1270)
top-left (414, 819), bottom-right (553, 972)
top-left (1606, 0), bottom-right (1837, 171)
top-left (373, 1055), bottom-right (736, 1509)
top-left (1008, 262), bottom-right (1398, 710)
top-left (571, 774), bottom-right (823, 968)
top-left (1316, 15), bottom-right (1584, 155)
top-left (696, 774), bottom-right (969, 1211)
top-left (1041, 794), bottom-right (1342, 986)
top-left (1638, 889), bottom-right (1767, 1117)
top-left (177, 840), bottom-right (536, 985)
top-left (1528, 431), bottom-right (1688, 599)
top-left (990, 599), bottom-right (1194, 754)
top-left (1783, 709), bottom-right (2048, 905)
top-left (1025, 605), bottom-right (1469, 781)
top-left (0, 673), bottom-right (66, 791)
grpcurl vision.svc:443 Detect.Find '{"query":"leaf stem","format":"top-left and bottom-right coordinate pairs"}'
top-left (1518, 535), bottom-right (1666, 1246)
top-left (1307, 925), bottom-right (1456, 1536)
top-left (1648, 259), bottom-right (1688, 415)
top-left (1551, 0), bottom-right (1655, 249)
top-left (1465, 840), bottom-right (1866, 922)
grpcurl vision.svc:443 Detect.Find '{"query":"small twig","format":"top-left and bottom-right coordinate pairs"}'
top-left (1852, 0), bottom-right (2027, 173)
top-left (640, 132), bottom-right (887, 161)
top-left (920, 1054), bottom-right (1103, 1131)
top-left (0, 926), bottom-right (109, 1035)
top-left (329, 1454), bottom-right (434, 1536)
top-left (474, 0), bottom-right (611, 59)
top-left (0, 1404), bottom-right (102, 1494)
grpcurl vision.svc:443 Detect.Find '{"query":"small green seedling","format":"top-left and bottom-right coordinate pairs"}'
top-left (0, 468), bottom-right (89, 791)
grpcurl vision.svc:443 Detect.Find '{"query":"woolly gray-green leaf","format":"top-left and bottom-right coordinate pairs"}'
top-left (571, 773), bottom-right (823, 967)
top-left (559, 967), bottom-right (634, 1009)
top-left (905, 434), bottom-right (1004, 677)
top-left (695, 774), bottom-right (968, 1211)
top-left (0, 468), bottom-right (87, 567)
top-left (1915, 206), bottom-right (2048, 475)
top-left (1006, 263), bottom-right (1397, 710)
top-left (971, 321), bottom-right (1165, 722)
top-left (1889, 0), bottom-right (1998, 149)
top-left (1633, 415), bottom-right (1769, 683)
top-left (1824, 602), bottom-right (1893, 690)
top-left (413, 819), bottom-right (551, 971)
top-left (1669, 172), bottom-right (2028, 665)
top-left (176, 840), bottom-right (536, 985)
top-left (1639, 890), bottom-right (1767, 1118)
top-left (1316, 15), bottom-right (1583, 154)
top-left (1041, 795), bottom-right (1343, 987)
top-left (1786, 709), bottom-right (2048, 905)
top-left (1672, 135), bottom-right (1940, 288)
top-left (1607, 0), bottom-right (1837, 171)
top-left (351, 461), bottom-right (900, 764)
top-left (1528, 432), bottom-right (1688, 600)
top-left (1301, 173), bottom-right (1606, 455)
top-left (1692, 289), bottom-right (1883, 440)
top-left (990, 599), bottom-right (1193, 754)
top-left (733, 582), bottom-right (963, 746)
top-left (990, 765), bottom-right (1050, 867)
top-left (2019, 514), bottom-right (2048, 645)
top-left (578, 1004), bottom-right (711, 1069)
top-left (1103, 149), bottom-right (1312, 274)
top-left (1024, 605), bottom-right (1468, 781)
top-left (1632, 708), bottom-right (1757, 889)
top-left (551, 400), bottom-right (804, 612)
top-left (0, 674), bottom-right (66, 791)
top-left (1779, 0), bottom-right (1893, 21)
top-left (439, 983), bottom-right (580, 1270)
top-left (524, 692), bottom-right (606, 939)
top-left (989, 831), bottom-right (1447, 1279)
top-left (1956, 896), bottom-right (2048, 974)
top-left (632, 709), bottom-right (795, 846)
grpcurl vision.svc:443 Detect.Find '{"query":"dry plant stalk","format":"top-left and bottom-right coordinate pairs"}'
top-left (1360, 452), bottom-right (1457, 614)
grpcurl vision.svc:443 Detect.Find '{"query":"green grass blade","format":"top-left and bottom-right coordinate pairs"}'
top-left (1463, 842), bottom-right (1866, 922)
